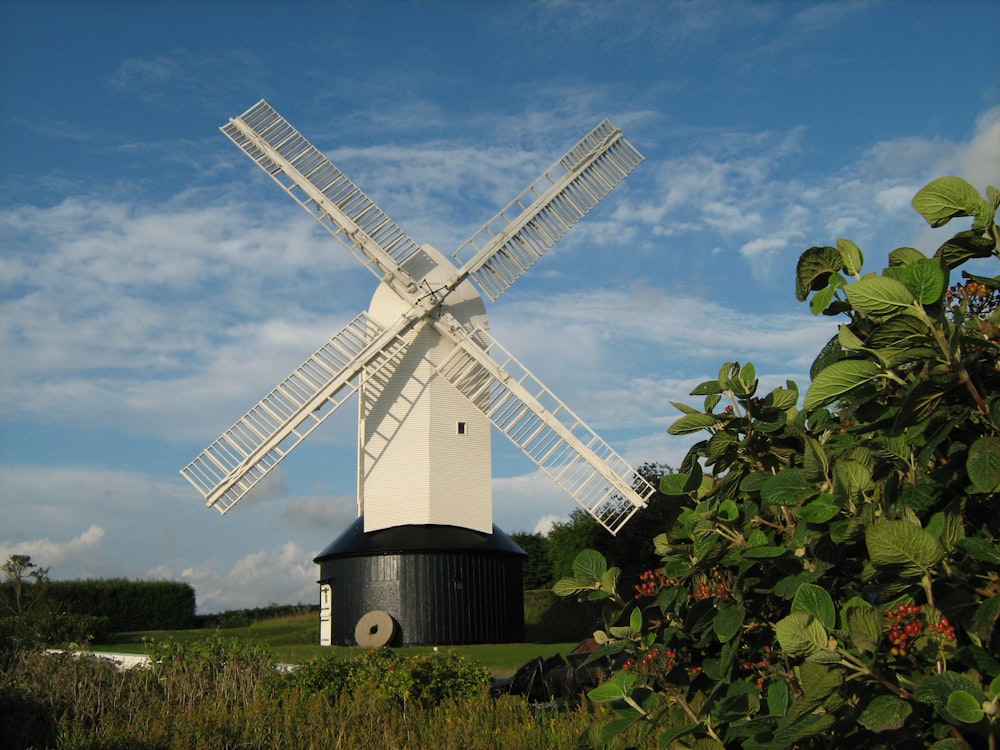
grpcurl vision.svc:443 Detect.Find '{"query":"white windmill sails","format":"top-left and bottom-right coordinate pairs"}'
top-left (181, 100), bottom-right (655, 535)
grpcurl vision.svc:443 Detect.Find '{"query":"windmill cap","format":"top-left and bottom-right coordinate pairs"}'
top-left (314, 516), bottom-right (526, 562)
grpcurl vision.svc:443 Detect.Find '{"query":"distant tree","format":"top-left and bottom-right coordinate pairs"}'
top-left (546, 463), bottom-right (677, 584)
top-left (509, 532), bottom-right (553, 589)
top-left (1, 555), bottom-right (49, 616)
top-left (600, 462), bottom-right (680, 581)
top-left (547, 510), bottom-right (602, 582)
top-left (1, 554), bottom-right (52, 652)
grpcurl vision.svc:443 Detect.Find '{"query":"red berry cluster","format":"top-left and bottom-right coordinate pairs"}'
top-left (741, 644), bottom-right (775, 690)
top-left (885, 603), bottom-right (956, 657)
top-left (622, 645), bottom-right (679, 677)
top-left (633, 569), bottom-right (676, 600)
top-left (691, 570), bottom-right (731, 601)
top-left (946, 279), bottom-right (1000, 321)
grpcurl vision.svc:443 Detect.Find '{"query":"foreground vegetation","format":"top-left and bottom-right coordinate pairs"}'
top-left (556, 177), bottom-right (999, 748)
top-left (97, 611), bottom-right (577, 676)
top-left (3, 176), bottom-right (996, 749)
top-left (3, 637), bottom-right (623, 750)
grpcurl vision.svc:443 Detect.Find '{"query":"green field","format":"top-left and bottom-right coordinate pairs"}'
top-left (96, 612), bottom-right (579, 676)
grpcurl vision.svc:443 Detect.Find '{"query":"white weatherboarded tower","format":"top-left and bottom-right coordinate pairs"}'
top-left (361, 245), bottom-right (493, 533)
top-left (181, 101), bottom-right (656, 645)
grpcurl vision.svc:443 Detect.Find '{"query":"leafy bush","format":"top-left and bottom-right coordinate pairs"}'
top-left (292, 646), bottom-right (493, 705)
top-left (0, 681), bottom-right (56, 750)
top-left (557, 177), bottom-right (999, 749)
top-left (2, 631), bottom-right (609, 748)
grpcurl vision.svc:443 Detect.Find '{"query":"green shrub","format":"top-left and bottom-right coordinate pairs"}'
top-left (558, 177), bottom-right (1000, 749)
top-left (1, 638), bottom-right (622, 749)
top-left (0, 681), bottom-right (56, 750)
top-left (292, 646), bottom-right (493, 705)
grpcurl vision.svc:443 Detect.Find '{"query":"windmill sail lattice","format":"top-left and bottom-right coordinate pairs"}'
top-left (182, 313), bottom-right (411, 513)
top-left (453, 119), bottom-right (644, 301)
top-left (433, 321), bottom-right (650, 532)
top-left (182, 100), bottom-right (655, 535)
top-left (221, 101), bottom-right (424, 290)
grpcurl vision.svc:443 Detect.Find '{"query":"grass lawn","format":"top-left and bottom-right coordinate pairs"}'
top-left (95, 612), bottom-right (579, 676)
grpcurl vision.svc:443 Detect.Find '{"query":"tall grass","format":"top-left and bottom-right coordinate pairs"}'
top-left (2, 637), bottom-right (642, 749)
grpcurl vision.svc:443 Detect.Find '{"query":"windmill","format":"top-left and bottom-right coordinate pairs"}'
top-left (181, 100), bottom-right (656, 646)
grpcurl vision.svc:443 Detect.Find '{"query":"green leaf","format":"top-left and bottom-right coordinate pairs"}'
top-left (865, 521), bottom-right (945, 575)
top-left (894, 380), bottom-right (947, 430)
top-left (713, 602), bottom-right (745, 643)
top-left (927, 509), bottom-right (966, 552)
top-left (796, 246), bottom-right (845, 301)
top-left (955, 537), bottom-right (1000, 565)
top-left (809, 284), bottom-right (837, 315)
top-left (588, 680), bottom-right (626, 703)
top-left (895, 257), bottom-right (948, 305)
top-left (844, 275), bottom-right (915, 316)
top-left (791, 584), bottom-right (836, 630)
top-left (802, 436), bottom-right (829, 482)
top-left (833, 457), bottom-right (875, 501)
top-left (775, 613), bottom-right (828, 657)
top-left (837, 323), bottom-right (867, 351)
top-left (804, 359), bottom-right (882, 410)
top-left (706, 429), bottom-right (739, 461)
top-left (844, 603), bottom-right (882, 653)
top-left (598, 567), bottom-right (621, 595)
top-left (913, 176), bottom-right (990, 228)
top-left (970, 593), bottom-right (1000, 644)
top-left (656, 723), bottom-right (699, 747)
top-left (743, 546), bottom-right (788, 559)
top-left (936, 229), bottom-right (999, 269)
top-left (796, 494), bottom-right (839, 524)
top-left (916, 671), bottom-right (989, 707)
top-left (945, 689), bottom-right (985, 724)
top-left (659, 473), bottom-right (691, 495)
top-left (928, 740), bottom-right (978, 750)
top-left (670, 400), bottom-right (700, 416)
top-left (691, 379), bottom-right (724, 395)
top-left (767, 678), bottom-right (790, 717)
top-left (810, 334), bottom-right (842, 380)
top-left (761, 469), bottom-right (815, 506)
top-left (867, 313), bottom-right (933, 350)
top-left (596, 714), bottom-right (642, 745)
top-left (836, 237), bottom-right (864, 276)
top-left (768, 386), bottom-right (799, 411)
top-left (888, 246), bottom-right (927, 266)
top-left (740, 471), bottom-right (770, 494)
top-left (718, 499), bottom-right (739, 521)
top-left (629, 606), bottom-right (642, 633)
top-left (967, 436), bottom-right (1000, 493)
top-left (572, 549), bottom-right (607, 582)
top-left (668, 412), bottom-right (719, 435)
top-left (552, 576), bottom-right (592, 597)
top-left (858, 694), bottom-right (912, 732)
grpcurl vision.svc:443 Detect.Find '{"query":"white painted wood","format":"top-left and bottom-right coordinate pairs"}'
top-left (361, 246), bottom-right (492, 533)
top-left (183, 100), bottom-right (655, 534)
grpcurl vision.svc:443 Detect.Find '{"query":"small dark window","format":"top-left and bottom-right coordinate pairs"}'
top-left (457, 421), bottom-right (467, 435)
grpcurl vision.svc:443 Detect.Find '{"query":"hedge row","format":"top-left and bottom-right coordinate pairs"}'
top-left (0, 579), bottom-right (196, 631)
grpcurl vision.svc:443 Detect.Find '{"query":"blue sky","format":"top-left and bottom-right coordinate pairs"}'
top-left (2, 0), bottom-right (998, 613)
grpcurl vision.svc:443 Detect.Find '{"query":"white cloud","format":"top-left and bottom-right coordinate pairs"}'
top-left (145, 540), bottom-right (319, 614)
top-left (0, 525), bottom-right (105, 570)
top-left (205, 541), bottom-right (318, 613)
top-left (956, 106), bottom-right (1000, 192)
top-left (283, 495), bottom-right (357, 532)
top-left (532, 514), bottom-right (568, 535)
